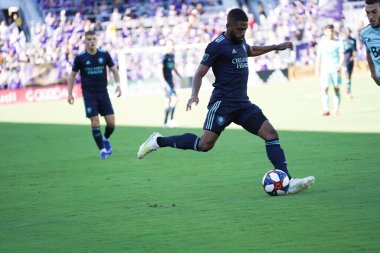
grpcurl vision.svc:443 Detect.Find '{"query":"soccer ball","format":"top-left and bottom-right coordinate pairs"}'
top-left (262, 169), bottom-right (290, 196)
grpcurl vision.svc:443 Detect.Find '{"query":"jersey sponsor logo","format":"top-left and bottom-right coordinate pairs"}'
top-left (85, 60), bottom-right (91, 65)
top-left (202, 53), bottom-right (210, 62)
top-left (85, 66), bottom-right (103, 75)
top-left (232, 49), bottom-right (237, 54)
top-left (343, 40), bottom-right (355, 51)
top-left (166, 59), bottom-right (174, 69)
top-left (232, 57), bottom-right (248, 69)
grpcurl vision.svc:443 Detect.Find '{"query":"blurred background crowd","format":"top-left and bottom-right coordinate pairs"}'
top-left (0, 0), bottom-right (369, 89)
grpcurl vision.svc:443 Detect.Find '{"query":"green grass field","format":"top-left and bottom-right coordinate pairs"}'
top-left (1, 75), bottom-right (380, 252)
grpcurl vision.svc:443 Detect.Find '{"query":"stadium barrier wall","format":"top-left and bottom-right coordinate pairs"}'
top-left (288, 60), bottom-right (369, 81)
top-left (0, 84), bottom-right (82, 105)
top-left (0, 61), bottom-right (369, 105)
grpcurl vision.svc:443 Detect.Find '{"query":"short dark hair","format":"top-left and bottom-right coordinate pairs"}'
top-left (365, 0), bottom-right (380, 4)
top-left (227, 8), bottom-right (248, 24)
top-left (325, 24), bottom-right (334, 30)
top-left (85, 30), bottom-right (96, 36)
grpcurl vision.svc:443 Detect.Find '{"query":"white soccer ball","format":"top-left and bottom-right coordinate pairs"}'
top-left (262, 169), bottom-right (290, 196)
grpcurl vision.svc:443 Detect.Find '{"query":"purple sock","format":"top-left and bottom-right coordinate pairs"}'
top-left (265, 138), bottom-right (292, 179)
top-left (157, 133), bottom-right (199, 150)
top-left (92, 126), bottom-right (104, 150)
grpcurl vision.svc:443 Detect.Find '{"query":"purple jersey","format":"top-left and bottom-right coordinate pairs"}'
top-left (72, 48), bottom-right (115, 94)
top-left (162, 53), bottom-right (175, 82)
top-left (343, 37), bottom-right (357, 64)
top-left (201, 32), bottom-right (251, 103)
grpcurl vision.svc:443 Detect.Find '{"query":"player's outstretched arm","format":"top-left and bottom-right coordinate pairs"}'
top-left (67, 71), bottom-right (77, 104)
top-left (187, 64), bottom-right (209, 111)
top-left (366, 51), bottom-right (380, 86)
top-left (248, 42), bottom-right (293, 57)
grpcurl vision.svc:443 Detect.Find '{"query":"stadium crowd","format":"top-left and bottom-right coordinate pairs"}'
top-left (0, 0), bottom-right (368, 89)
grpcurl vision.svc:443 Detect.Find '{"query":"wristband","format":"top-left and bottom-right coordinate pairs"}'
top-left (116, 82), bottom-right (120, 87)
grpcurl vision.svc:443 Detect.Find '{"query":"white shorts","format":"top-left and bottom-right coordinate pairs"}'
top-left (320, 71), bottom-right (342, 88)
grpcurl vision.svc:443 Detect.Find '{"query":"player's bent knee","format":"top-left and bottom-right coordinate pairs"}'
top-left (90, 118), bottom-right (100, 127)
top-left (265, 127), bottom-right (278, 139)
top-left (198, 144), bottom-right (213, 152)
top-left (268, 130), bottom-right (279, 140)
top-left (258, 122), bottom-right (279, 141)
top-left (169, 97), bottom-right (177, 105)
top-left (197, 142), bottom-right (214, 152)
top-left (104, 115), bottom-right (115, 126)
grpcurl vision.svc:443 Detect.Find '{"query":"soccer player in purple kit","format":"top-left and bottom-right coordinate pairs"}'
top-left (341, 28), bottom-right (357, 99)
top-left (137, 8), bottom-right (315, 194)
top-left (67, 31), bottom-right (122, 160)
top-left (161, 39), bottom-right (182, 128)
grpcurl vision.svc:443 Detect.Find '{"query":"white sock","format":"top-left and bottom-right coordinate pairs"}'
top-left (322, 91), bottom-right (329, 111)
top-left (334, 92), bottom-right (341, 112)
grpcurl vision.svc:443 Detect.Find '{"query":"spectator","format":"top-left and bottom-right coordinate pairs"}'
top-left (0, 0), bottom-right (367, 90)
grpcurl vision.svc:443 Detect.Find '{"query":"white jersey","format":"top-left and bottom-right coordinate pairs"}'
top-left (360, 25), bottom-right (380, 79)
top-left (317, 38), bottom-right (344, 72)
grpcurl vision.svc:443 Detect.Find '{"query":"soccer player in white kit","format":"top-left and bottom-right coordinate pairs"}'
top-left (315, 24), bottom-right (344, 116)
top-left (361, 0), bottom-right (380, 86)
